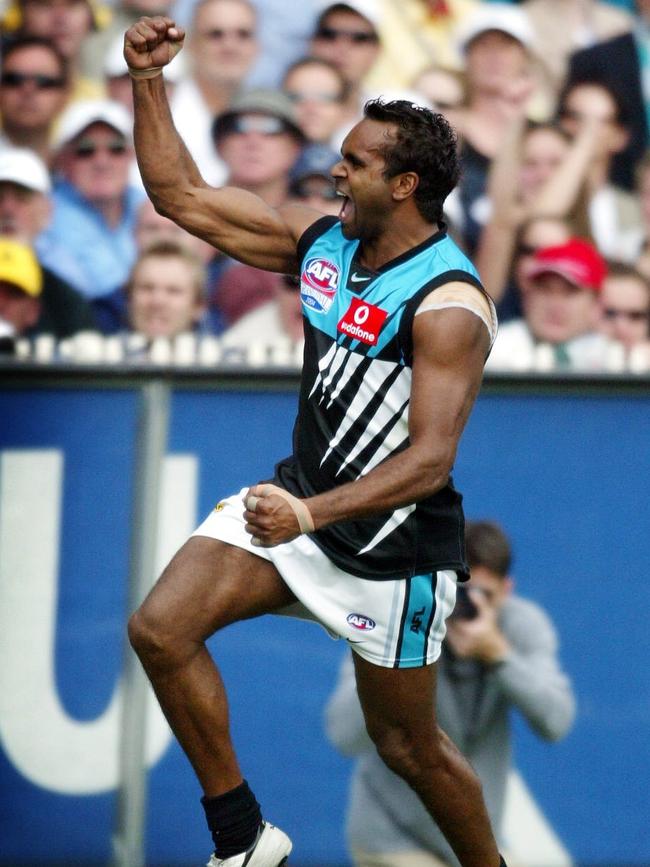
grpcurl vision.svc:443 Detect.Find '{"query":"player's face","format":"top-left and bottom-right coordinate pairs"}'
top-left (332, 118), bottom-right (397, 241)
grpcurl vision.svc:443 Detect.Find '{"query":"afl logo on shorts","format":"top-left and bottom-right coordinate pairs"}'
top-left (347, 613), bottom-right (376, 631)
top-left (301, 258), bottom-right (339, 314)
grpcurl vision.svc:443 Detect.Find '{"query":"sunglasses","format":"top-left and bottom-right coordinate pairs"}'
top-left (602, 307), bottom-right (649, 322)
top-left (1, 71), bottom-right (66, 89)
top-left (285, 90), bottom-right (342, 105)
top-left (202, 27), bottom-right (254, 40)
top-left (314, 25), bottom-right (378, 44)
top-left (222, 114), bottom-right (290, 136)
top-left (73, 138), bottom-right (128, 159)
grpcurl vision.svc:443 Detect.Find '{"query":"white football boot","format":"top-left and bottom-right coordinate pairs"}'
top-left (206, 822), bottom-right (292, 867)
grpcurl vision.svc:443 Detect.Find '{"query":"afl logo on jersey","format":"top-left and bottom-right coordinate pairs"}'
top-left (347, 613), bottom-right (376, 631)
top-left (301, 258), bottom-right (339, 313)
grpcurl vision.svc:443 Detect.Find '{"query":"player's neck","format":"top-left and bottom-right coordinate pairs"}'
top-left (357, 220), bottom-right (441, 271)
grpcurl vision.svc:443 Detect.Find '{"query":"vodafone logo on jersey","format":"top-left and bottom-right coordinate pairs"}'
top-left (301, 258), bottom-right (340, 314)
top-left (338, 297), bottom-right (388, 346)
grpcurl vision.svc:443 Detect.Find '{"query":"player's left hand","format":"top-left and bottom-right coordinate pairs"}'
top-left (243, 484), bottom-right (312, 548)
top-left (445, 589), bottom-right (511, 664)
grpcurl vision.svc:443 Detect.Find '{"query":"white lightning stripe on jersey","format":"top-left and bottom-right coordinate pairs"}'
top-left (324, 347), bottom-right (365, 408)
top-left (355, 416), bottom-right (409, 478)
top-left (319, 357), bottom-right (401, 468)
top-left (335, 371), bottom-right (411, 477)
top-left (308, 340), bottom-right (338, 400)
top-left (358, 504), bottom-right (416, 555)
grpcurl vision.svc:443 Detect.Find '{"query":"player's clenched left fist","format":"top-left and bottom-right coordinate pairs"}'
top-left (123, 16), bottom-right (185, 79)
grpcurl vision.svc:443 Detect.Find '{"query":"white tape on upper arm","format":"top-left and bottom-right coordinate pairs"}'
top-left (415, 283), bottom-right (497, 344)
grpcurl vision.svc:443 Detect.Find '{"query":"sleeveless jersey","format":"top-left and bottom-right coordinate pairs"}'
top-left (274, 217), bottom-right (486, 581)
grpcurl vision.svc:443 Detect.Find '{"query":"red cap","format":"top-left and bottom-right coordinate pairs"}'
top-left (524, 238), bottom-right (607, 292)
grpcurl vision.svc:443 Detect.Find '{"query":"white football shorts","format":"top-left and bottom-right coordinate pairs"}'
top-left (191, 489), bottom-right (458, 669)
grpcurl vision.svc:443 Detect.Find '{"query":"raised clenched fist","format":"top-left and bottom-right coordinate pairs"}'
top-left (123, 16), bottom-right (185, 74)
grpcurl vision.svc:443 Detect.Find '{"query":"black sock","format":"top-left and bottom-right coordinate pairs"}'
top-left (201, 780), bottom-right (263, 858)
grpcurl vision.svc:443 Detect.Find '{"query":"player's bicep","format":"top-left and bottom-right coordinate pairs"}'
top-left (170, 186), bottom-right (321, 272)
top-left (409, 306), bottom-right (490, 453)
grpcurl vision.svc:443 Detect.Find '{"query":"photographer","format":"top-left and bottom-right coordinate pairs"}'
top-left (324, 520), bottom-right (576, 867)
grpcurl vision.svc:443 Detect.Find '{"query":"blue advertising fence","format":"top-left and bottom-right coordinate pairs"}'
top-left (0, 365), bottom-right (648, 866)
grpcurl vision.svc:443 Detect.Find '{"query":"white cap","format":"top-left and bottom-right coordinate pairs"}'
top-left (0, 147), bottom-right (51, 194)
top-left (316, 0), bottom-right (380, 30)
top-left (367, 88), bottom-right (434, 111)
top-left (53, 99), bottom-right (133, 151)
top-left (103, 32), bottom-right (186, 83)
top-left (456, 3), bottom-right (534, 54)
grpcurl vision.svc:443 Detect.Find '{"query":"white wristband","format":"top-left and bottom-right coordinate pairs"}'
top-left (128, 66), bottom-right (164, 80)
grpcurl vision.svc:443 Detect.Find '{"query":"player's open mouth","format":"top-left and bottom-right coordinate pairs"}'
top-left (337, 191), bottom-right (351, 222)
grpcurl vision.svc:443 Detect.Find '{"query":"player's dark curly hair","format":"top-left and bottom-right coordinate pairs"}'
top-left (363, 98), bottom-right (460, 224)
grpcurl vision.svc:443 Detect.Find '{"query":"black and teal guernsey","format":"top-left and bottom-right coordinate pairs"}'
top-left (274, 217), bottom-right (486, 582)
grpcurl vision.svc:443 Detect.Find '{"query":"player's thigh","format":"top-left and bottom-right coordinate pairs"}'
top-left (137, 535), bottom-right (297, 641)
top-left (352, 650), bottom-right (439, 742)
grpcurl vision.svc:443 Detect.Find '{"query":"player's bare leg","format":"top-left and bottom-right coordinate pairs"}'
top-left (127, 536), bottom-right (296, 862)
top-left (352, 652), bottom-right (502, 867)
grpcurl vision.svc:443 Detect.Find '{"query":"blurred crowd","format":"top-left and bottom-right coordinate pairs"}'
top-left (0, 0), bottom-right (649, 372)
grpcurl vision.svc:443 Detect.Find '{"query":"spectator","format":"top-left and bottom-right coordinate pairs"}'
top-left (170, 0), bottom-right (259, 186)
top-left (412, 64), bottom-right (466, 113)
top-left (554, 78), bottom-right (641, 261)
top-left (523, 0), bottom-right (633, 112)
top-left (0, 146), bottom-right (97, 336)
top-left (364, 0), bottom-right (480, 91)
top-left (325, 519), bottom-right (575, 867)
top-left (79, 0), bottom-right (175, 85)
top-left (4, 0), bottom-right (108, 99)
top-left (566, 0), bottom-right (650, 190)
top-left (598, 263), bottom-right (650, 354)
top-left (445, 4), bottom-right (538, 255)
top-left (125, 240), bottom-right (209, 340)
top-left (208, 88), bottom-right (306, 326)
top-left (487, 237), bottom-right (614, 371)
top-left (0, 36), bottom-right (70, 164)
top-left (282, 57), bottom-right (349, 146)
top-left (288, 142), bottom-right (340, 216)
top-left (39, 98), bottom-right (144, 301)
top-left (633, 150), bottom-right (650, 277)
top-left (212, 89), bottom-right (306, 203)
top-left (221, 272), bottom-right (303, 349)
top-left (0, 238), bottom-right (43, 346)
top-left (309, 1), bottom-right (382, 135)
top-left (474, 120), bottom-right (573, 313)
top-left (92, 196), bottom-right (224, 334)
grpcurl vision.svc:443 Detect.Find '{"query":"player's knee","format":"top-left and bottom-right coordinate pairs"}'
top-left (127, 605), bottom-right (180, 669)
top-left (369, 722), bottom-right (447, 787)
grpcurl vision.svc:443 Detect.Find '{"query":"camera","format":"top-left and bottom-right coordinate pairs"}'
top-left (451, 584), bottom-right (479, 620)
